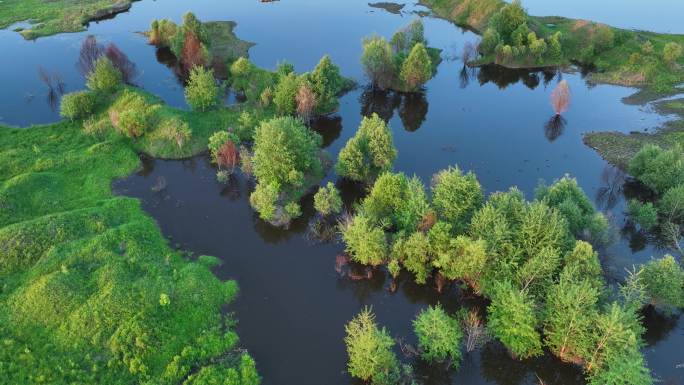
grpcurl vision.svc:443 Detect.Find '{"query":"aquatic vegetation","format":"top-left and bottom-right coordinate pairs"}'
top-left (487, 281), bottom-right (542, 359)
top-left (313, 182), bottom-right (342, 216)
top-left (86, 57), bottom-right (122, 93)
top-left (412, 304), bottom-right (463, 364)
top-left (361, 19), bottom-right (442, 92)
top-left (344, 308), bottom-right (400, 383)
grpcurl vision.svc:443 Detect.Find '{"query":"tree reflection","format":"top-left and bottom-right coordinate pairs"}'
top-left (477, 64), bottom-right (555, 90)
top-left (596, 165), bottom-right (625, 210)
top-left (309, 115), bottom-right (342, 148)
top-left (544, 114), bottom-right (566, 142)
top-left (360, 86), bottom-right (429, 132)
top-left (398, 92), bottom-right (428, 132)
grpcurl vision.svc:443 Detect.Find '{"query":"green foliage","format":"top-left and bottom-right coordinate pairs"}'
top-left (361, 35), bottom-right (394, 88)
top-left (185, 66), bottom-right (220, 111)
top-left (431, 166), bottom-right (483, 232)
top-left (313, 182), bottom-right (342, 216)
top-left (230, 57), bottom-right (256, 94)
top-left (487, 281), bottom-right (542, 359)
top-left (60, 91), bottom-right (98, 120)
top-left (535, 175), bottom-right (608, 243)
top-left (208, 130), bottom-right (239, 163)
top-left (360, 172), bottom-right (429, 233)
top-left (109, 90), bottom-right (161, 138)
top-left (480, 28), bottom-right (501, 53)
top-left (273, 72), bottom-right (301, 115)
top-left (250, 116), bottom-right (322, 222)
top-left (344, 308), bottom-right (399, 382)
top-left (640, 255), bottom-right (684, 312)
top-left (249, 182), bottom-right (279, 222)
top-left (628, 144), bottom-right (684, 194)
top-left (663, 42), bottom-right (682, 64)
top-left (517, 201), bottom-right (570, 259)
top-left (488, 0), bottom-right (526, 41)
top-left (86, 57), bottom-right (122, 93)
top-left (432, 235), bottom-right (487, 291)
top-left (400, 43), bottom-right (433, 91)
top-left (627, 200), bottom-right (658, 230)
top-left (413, 304), bottom-right (462, 363)
top-left (563, 240), bottom-right (604, 291)
top-left (336, 113), bottom-right (397, 183)
top-left (658, 184), bottom-right (684, 222)
top-left (401, 231), bottom-right (432, 284)
top-left (154, 117), bottom-right (192, 149)
top-left (309, 55), bottom-right (346, 113)
top-left (543, 267), bottom-right (599, 362)
top-left (341, 214), bottom-right (388, 266)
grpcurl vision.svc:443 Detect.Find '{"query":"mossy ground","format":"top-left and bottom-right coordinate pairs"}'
top-left (0, 0), bottom-right (136, 39)
top-left (0, 118), bottom-right (257, 384)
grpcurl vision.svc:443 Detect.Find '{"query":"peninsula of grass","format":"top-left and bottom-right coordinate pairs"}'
top-left (0, 0), bottom-right (137, 39)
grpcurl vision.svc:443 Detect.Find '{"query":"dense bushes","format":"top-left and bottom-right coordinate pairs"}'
top-left (487, 281), bottom-right (542, 359)
top-left (336, 113), bottom-right (397, 183)
top-left (148, 12), bottom-right (211, 70)
top-left (313, 182), bottom-right (342, 216)
top-left (86, 57), bottom-right (122, 93)
top-left (413, 304), bottom-right (462, 363)
top-left (60, 90), bottom-right (98, 120)
top-left (344, 308), bottom-right (400, 384)
top-left (185, 66), bottom-right (220, 111)
top-left (249, 116), bottom-right (323, 224)
top-left (361, 19), bottom-right (440, 91)
top-left (108, 90), bottom-right (161, 138)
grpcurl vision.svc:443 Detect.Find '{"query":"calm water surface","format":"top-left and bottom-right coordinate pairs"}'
top-left (2, 1), bottom-right (683, 384)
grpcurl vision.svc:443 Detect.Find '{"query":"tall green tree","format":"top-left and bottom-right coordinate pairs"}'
top-left (361, 35), bottom-right (394, 89)
top-left (336, 113), bottom-right (397, 183)
top-left (400, 43), bottom-right (432, 91)
top-left (487, 281), bottom-right (542, 359)
top-left (413, 304), bottom-right (463, 364)
top-left (185, 66), bottom-right (219, 111)
top-left (344, 308), bottom-right (399, 383)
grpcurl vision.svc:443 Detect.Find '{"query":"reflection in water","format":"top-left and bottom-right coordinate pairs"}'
top-left (544, 114), bottom-right (566, 142)
top-left (477, 64), bottom-right (557, 90)
top-left (360, 87), bottom-right (429, 132)
top-left (595, 165), bottom-right (625, 211)
top-left (37, 67), bottom-right (65, 112)
top-left (310, 115), bottom-right (342, 148)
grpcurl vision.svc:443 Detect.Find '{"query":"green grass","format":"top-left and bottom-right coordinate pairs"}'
top-left (0, 119), bottom-right (258, 384)
top-left (0, 0), bottom-right (136, 39)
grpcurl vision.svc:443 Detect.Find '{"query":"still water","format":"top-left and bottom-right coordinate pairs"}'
top-left (2, 0), bottom-right (682, 384)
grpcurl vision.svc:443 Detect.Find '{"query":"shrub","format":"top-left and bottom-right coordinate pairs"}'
top-left (60, 91), bottom-right (97, 120)
top-left (109, 90), bottom-right (160, 137)
top-left (563, 240), bottom-right (603, 291)
top-left (86, 57), bottom-right (122, 93)
top-left (628, 144), bottom-right (684, 194)
top-left (310, 55), bottom-right (345, 112)
top-left (295, 82), bottom-right (316, 122)
top-left (208, 130), bottom-right (239, 164)
top-left (488, 0), bottom-right (526, 40)
top-left (156, 118), bottom-right (192, 148)
top-left (663, 42), bottom-right (683, 65)
top-left (273, 72), bottom-right (300, 115)
top-left (230, 57), bottom-right (255, 94)
top-left (400, 43), bottom-right (432, 91)
top-left (640, 255), bottom-right (684, 312)
top-left (249, 182), bottom-right (279, 221)
top-left (627, 200), bottom-right (658, 230)
top-left (336, 113), bottom-right (397, 183)
top-left (487, 281), bottom-right (542, 359)
top-left (431, 166), bottom-right (483, 231)
top-left (340, 214), bottom-right (388, 266)
top-left (413, 304), bottom-right (462, 363)
top-left (185, 66), bottom-right (219, 111)
top-left (361, 35), bottom-right (394, 88)
top-left (313, 182), bottom-right (342, 216)
top-left (344, 308), bottom-right (399, 383)
top-left (480, 28), bottom-right (501, 54)
top-left (641, 41), bottom-right (654, 55)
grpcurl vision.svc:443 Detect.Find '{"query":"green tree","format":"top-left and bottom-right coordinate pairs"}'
top-left (543, 267), bottom-right (599, 362)
top-left (563, 240), bottom-right (604, 291)
top-left (401, 231), bottom-right (432, 284)
top-left (480, 28), bottom-right (501, 53)
top-left (310, 55), bottom-right (345, 113)
top-left (433, 235), bottom-right (487, 292)
top-left (400, 43), bottom-right (432, 91)
top-left (658, 184), bottom-right (684, 223)
top-left (60, 91), bottom-right (97, 120)
top-left (488, 0), bottom-right (527, 41)
top-left (185, 66), bottom-right (219, 111)
top-left (313, 182), bottom-right (342, 216)
top-left (627, 200), bottom-right (658, 230)
top-left (548, 31), bottom-right (563, 61)
top-left (413, 304), bottom-right (462, 363)
top-left (341, 214), bottom-right (388, 266)
top-left (273, 72), bottom-right (300, 115)
top-left (360, 172), bottom-right (429, 233)
top-left (345, 308), bottom-right (399, 383)
top-left (86, 57), bottom-right (122, 93)
top-left (361, 35), bottom-right (394, 88)
top-left (336, 113), bottom-right (397, 183)
top-left (431, 166), bottom-right (483, 231)
top-left (109, 90), bottom-right (160, 137)
top-left (487, 281), bottom-right (542, 359)
top-left (252, 116), bottom-right (322, 191)
top-left (640, 255), bottom-right (684, 312)
top-left (230, 57), bottom-right (255, 94)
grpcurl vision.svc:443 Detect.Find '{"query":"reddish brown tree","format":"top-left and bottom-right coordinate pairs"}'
top-left (78, 35), bottom-right (104, 76)
top-left (216, 140), bottom-right (240, 173)
top-left (296, 83), bottom-right (316, 122)
top-left (182, 31), bottom-right (205, 71)
top-left (105, 44), bottom-right (138, 84)
top-left (551, 79), bottom-right (570, 115)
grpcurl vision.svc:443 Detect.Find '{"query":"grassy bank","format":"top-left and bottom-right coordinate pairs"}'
top-left (0, 120), bottom-right (259, 384)
top-left (0, 0), bottom-right (137, 39)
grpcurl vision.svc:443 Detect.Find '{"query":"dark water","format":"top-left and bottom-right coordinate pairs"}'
top-left (3, 0), bottom-right (683, 384)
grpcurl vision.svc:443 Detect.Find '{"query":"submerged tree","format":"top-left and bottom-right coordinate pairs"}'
top-left (400, 43), bottom-right (433, 91)
top-left (345, 308), bottom-right (399, 383)
top-left (336, 113), bottom-right (397, 183)
top-left (413, 304), bottom-right (463, 364)
top-left (361, 35), bottom-right (394, 89)
top-left (551, 79), bottom-right (570, 115)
